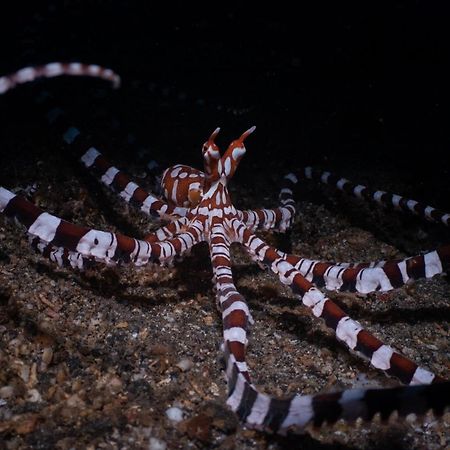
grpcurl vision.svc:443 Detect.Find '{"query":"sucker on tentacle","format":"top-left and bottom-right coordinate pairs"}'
top-left (0, 63), bottom-right (448, 436)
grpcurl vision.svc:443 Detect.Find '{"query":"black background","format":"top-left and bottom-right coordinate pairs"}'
top-left (0, 1), bottom-right (449, 204)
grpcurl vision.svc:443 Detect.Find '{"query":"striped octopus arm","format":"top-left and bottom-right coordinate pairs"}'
top-left (271, 245), bottom-right (450, 293)
top-left (266, 167), bottom-right (450, 293)
top-left (144, 216), bottom-right (191, 243)
top-left (297, 166), bottom-right (450, 227)
top-left (27, 214), bottom-right (196, 269)
top-left (80, 148), bottom-right (188, 220)
top-left (0, 187), bottom-right (202, 267)
top-left (233, 220), bottom-right (446, 386)
top-left (237, 173), bottom-right (297, 232)
top-left (0, 62), bottom-right (120, 94)
top-left (209, 222), bottom-right (254, 383)
top-left (219, 220), bottom-right (448, 432)
top-left (227, 364), bottom-right (449, 433)
top-left (28, 235), bottom-right (93, 270)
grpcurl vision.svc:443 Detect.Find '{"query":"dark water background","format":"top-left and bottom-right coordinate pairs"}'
top-left (0, 2), bottom-right (449, 206)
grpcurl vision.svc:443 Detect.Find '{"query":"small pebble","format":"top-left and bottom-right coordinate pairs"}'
top-left (148, 437), bottom-right (167, 450)
top-left (19, 365), bottom-right (30, 383)
top-left (42, 347), bottom-right (53, 366)
top-left (56, 366), bottom-right (67, 383)
top-left (0, 385), bottom-right (14, 399)
top-left (14, 413), bottom-right (39, 434)
top-left (203, 315), bottom-right (214, 326)
top-left (176, 358), bottom-right (193, 372)
top-left (108, 376), bottom-right (123, 394)
top-left (66, 394), bottom-right (85, 408)
top-left (165, 406), bottom-right (184, 422)
top-left (27, 389), bottom-right (42, 403)
top-left (209, 382), bottom-right (220, 396)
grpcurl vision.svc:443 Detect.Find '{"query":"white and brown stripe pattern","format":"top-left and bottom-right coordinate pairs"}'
top-left (0, 187), bottom-right (202, 267)
top-left (28, 218), bottom-right (198, 268)
top-left (0, 62), bottom-right (120, 95)
top-left (298, 166), bottom-right (450, 227)
top-left (237, 173), bottom-right (297, 233)
top-left (28, 235), bottom-right (92, 270)
top-left (218, 218), bottom-right (447, 430)
top-left (226, 365), bottom-right (449, 432)
top-left (275, 246), bottom-right (449, 293)
top-left (210, 222), bottom-right (253, 383)
top-left (144, 216), bottom-right (191, 243)
top-left (81, 148), bottom-right (188, 219)
top-left (234, 221), bottom-right (444, 386)
top-left (222, 221), bottom-right (448, 431)
top-left (160, 164), bottom-right (205, 208)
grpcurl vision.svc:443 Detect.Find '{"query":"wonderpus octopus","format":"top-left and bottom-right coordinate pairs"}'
top-left (0, 63), bottom-right (448, 435)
